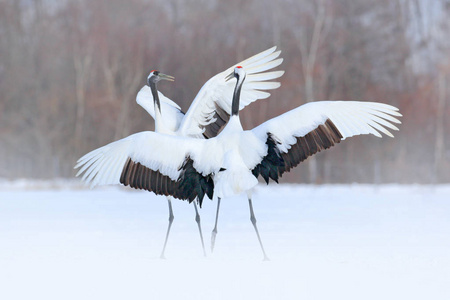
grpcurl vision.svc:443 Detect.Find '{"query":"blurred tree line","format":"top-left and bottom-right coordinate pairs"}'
top-left (0, 0), bottom-right (449, 183)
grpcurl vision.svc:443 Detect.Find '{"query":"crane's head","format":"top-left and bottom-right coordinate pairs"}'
top-left (225, 66), bottom-right (246, 82)
top-left (234, 66), bottom-right (246, 80)
top-left (147, 70), bottom-right (175, 86)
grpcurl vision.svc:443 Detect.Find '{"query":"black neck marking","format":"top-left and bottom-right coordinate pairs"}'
top-left (231, 74), bottom-right (244, 116)
top-left (149, 81), bottom-right (161, 113)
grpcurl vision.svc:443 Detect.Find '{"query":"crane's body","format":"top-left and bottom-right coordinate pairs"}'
top-left (136, 47), bottom-right (284, 138)
top-left (76, 63), bottom-right (401, 259)
top-left (76, 48), bottom-right (284, 258)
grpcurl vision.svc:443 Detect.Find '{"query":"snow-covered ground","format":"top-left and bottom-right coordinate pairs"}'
top-left (1, 183), bottom-right (449, 300)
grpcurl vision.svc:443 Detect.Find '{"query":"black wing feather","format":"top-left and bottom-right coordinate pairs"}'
top-left (202, 103), bottom-right (230, 139)
top-left (120, 157), bottom-right (214, 207)
top-left (252, 119), bottom-right (343, 183)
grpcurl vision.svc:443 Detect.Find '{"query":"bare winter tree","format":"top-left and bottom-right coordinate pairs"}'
top-left (293, 0), bottom-right (330, 183)
top-left (0, 0), bottom-right (448, 183)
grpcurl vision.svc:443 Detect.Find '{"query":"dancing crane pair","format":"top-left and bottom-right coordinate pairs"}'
top-left (75, 47), bottom-right (402, 260)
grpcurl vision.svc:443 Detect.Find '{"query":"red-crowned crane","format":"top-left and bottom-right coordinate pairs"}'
top-left (76, 66), bottom-right (401, 260)
top-left (76, 47), bottom-right (284, 258)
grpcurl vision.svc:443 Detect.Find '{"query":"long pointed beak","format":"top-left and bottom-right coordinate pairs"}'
top-left (225, 71), bottom-right (234, 82)
top-left (159, 73), bottom-right (175, 82)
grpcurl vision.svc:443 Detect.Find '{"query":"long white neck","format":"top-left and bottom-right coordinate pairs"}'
top-left (228, 114), bottom-right (243, 131)
top-left (154, 102), bottom-right (164, 133)
top-left (220, 114), bottom-right (243, 136)
top-left (220, 70), bottom-right (245, 136)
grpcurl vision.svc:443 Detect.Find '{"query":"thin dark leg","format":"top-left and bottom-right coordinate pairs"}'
top-left (211, 197), bottom-right (221, 253)
top-left (160, 198), bottom-right (174, 259)
top-left (248, 197), bottom-right (270, 261)
top-left (193, 202), bottom-right (206, 257)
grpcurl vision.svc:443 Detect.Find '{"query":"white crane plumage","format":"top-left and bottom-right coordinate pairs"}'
top-left (135, 46), bottom-right (284, 138)
top-left (75, 65), bottom-right (401, 260)
top-left (76, 47), bottom-right (284, 258)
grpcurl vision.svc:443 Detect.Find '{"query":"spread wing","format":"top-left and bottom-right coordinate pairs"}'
top-left (177, 46), bottom-right (285, 138)
top-left (249, 101), bottom-right (402, 183)
top-left (74, 132), bottom-right (213, 206)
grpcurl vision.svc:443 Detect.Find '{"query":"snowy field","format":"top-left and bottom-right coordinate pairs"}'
top-left (1, 182), bottom-right (449, 300)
